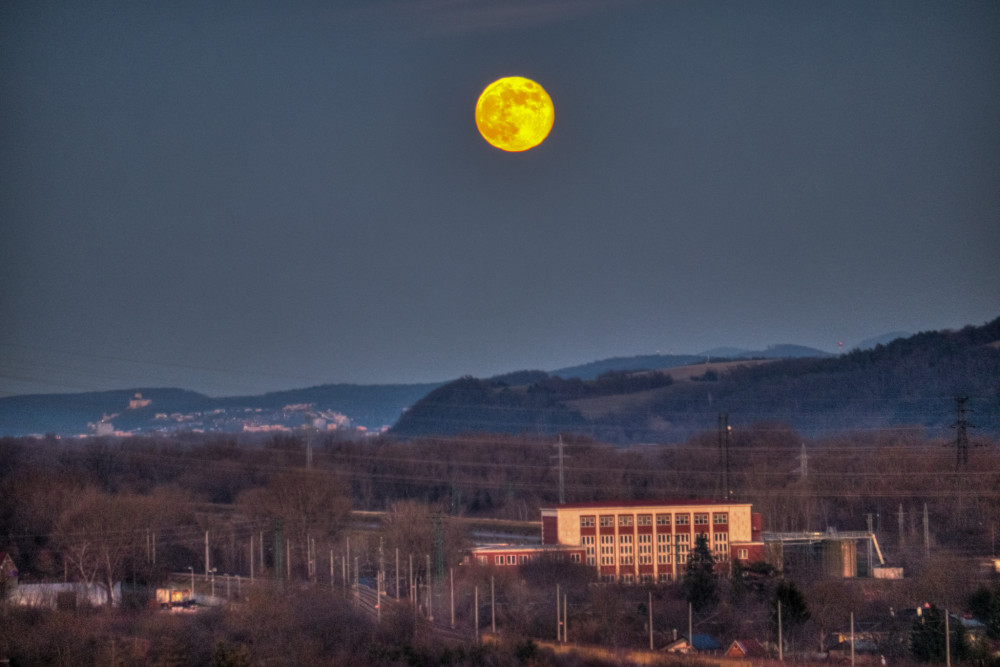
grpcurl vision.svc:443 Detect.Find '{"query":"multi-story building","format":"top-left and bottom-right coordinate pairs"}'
top-left (540, 499), bottom-right (764, 583)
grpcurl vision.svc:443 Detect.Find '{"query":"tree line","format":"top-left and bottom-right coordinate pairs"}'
top-left (1, 426), bottom-right (999, 664)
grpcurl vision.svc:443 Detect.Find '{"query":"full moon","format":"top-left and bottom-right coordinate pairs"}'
top-left (475, 77), bottom-right (554, 152)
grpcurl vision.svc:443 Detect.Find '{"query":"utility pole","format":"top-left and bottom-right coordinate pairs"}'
top-left (433, 513), bottom-right (444, 579)
top-left (718, 413), bottom-right (731, 498)
top-left (865, 514), bottom-right (875, 575)
top-left (556, 584), bottom-right (561, 642)
top-left (649, 591), bottom-right (654, 650)
top-left (427, 554), bottom-right (433, 621)
top-left (274, 521), bottom-right (283, 582)
top-left (778, 599), bottom-right (783, 661)
top-left (898, 504), bottom-right (905, 549)
top-left (552, 436), bottom-right (569, 504)
top-left (946, 609), bottom-right (951, 667)
top-left (923, 503), bottom-right (930, 558)
top-left (952, 396), bottom-right (971, 469)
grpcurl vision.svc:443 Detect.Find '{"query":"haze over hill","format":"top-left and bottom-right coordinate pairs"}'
top-left (0, 321), bottom-right (993, 440)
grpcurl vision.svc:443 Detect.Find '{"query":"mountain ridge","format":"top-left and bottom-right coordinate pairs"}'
top-left (0, 322), bottom-right (993, 439)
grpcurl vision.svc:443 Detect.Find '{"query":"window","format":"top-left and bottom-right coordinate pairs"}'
top-left (619, 534), bottom-right (633, 563)
top-left (713, 533), bottom-right (729, 560)
top-left (600, 534), bottom-right (615, 564)
top-left (637, 514), bottom-right (652, 526)
top-left (619, 514), bottom-right (633, 527)
top-left (713, 512), bottom-right (728, 525)
top-left (518, 554), bottom-right (529, 564)
top-left (621, 573), bottom-right (634, 584)
top-left (675, 514), bottom-right (690, 526)
top-left (571, 553), bottom-right (581, 563)
top-left (694, 513), bottom-right (709, 525)
top-left (495, 556), bottom-right (504, 565)
top-left (678, 534), bottom-right (690, 563)
top-left (599, 515), bottom-right (614, 527)
top-left (583, 535), bottom-right (596, 565)
top-left (656, 533), bottom-right (671, 561)
top-left (656, 513), bottom-right (671, 526)
top-left (638, 534), bottom-right (652, 564)
top-left (506, 555), bottom-right (516, 565)
top-left (658, 573), bottom-right (672, 583)
top-left (580, 515), bottom-right (595, 528)
top-left (738, 548), bottom-right (748, 560)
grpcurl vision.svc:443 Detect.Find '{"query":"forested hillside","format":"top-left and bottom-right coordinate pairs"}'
top-left (391, 317), bottom-right (1000, 442)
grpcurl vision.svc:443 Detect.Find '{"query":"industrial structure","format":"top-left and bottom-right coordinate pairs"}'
top-left (468, 499), bottom-right (765, 583)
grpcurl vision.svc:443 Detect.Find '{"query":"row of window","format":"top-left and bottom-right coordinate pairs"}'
top-left (601, 573), bottom-right (676, 584)
top-left (478, 545), bottom-right (749, 570)
top-left (484, 552), bottom-right (582, 566)
top-left (589, 532), bottom-right (732, 567)
top-left (581, 512), bottom-right (728, 529)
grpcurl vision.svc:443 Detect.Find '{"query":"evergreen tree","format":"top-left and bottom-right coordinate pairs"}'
top-left (769, 579), bottom-right (810, 648)
top-left (683, 534), bottom-right (718, 613)
top-left (968, 585), bottom-right (1000, 640)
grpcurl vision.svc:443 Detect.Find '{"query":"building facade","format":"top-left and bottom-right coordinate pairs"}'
top-left (466, 543), bottom-right (587, 568)
top-left (540, 499), bottom-right (764, 583)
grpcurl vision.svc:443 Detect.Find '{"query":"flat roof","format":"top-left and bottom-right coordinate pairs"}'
top-left (541, 499), bottom-right (751, 511)
top-left (469, 543), bottom-right (584, 554)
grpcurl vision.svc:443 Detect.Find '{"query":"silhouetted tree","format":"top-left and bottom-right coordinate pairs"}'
top-left (683, 534), bottom-right (717, 613)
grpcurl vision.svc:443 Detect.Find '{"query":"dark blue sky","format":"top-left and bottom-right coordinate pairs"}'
top-left (2, 1), bottom-right (998, 397)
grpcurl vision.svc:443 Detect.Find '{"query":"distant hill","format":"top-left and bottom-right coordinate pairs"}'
top-left (0, 382), bottom-right (442, 437)
top-left (551, 355), bottom-right (703, 380)
top-left (851, 331), bottom-right (910, 350)
top-left (390, 318), bottom-right (1000, 443)
top-left (2, 322), bottom-right (993, 440)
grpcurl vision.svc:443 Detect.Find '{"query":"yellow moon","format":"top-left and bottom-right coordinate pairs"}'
top-left (475, 77), bottom-right (554, 152)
